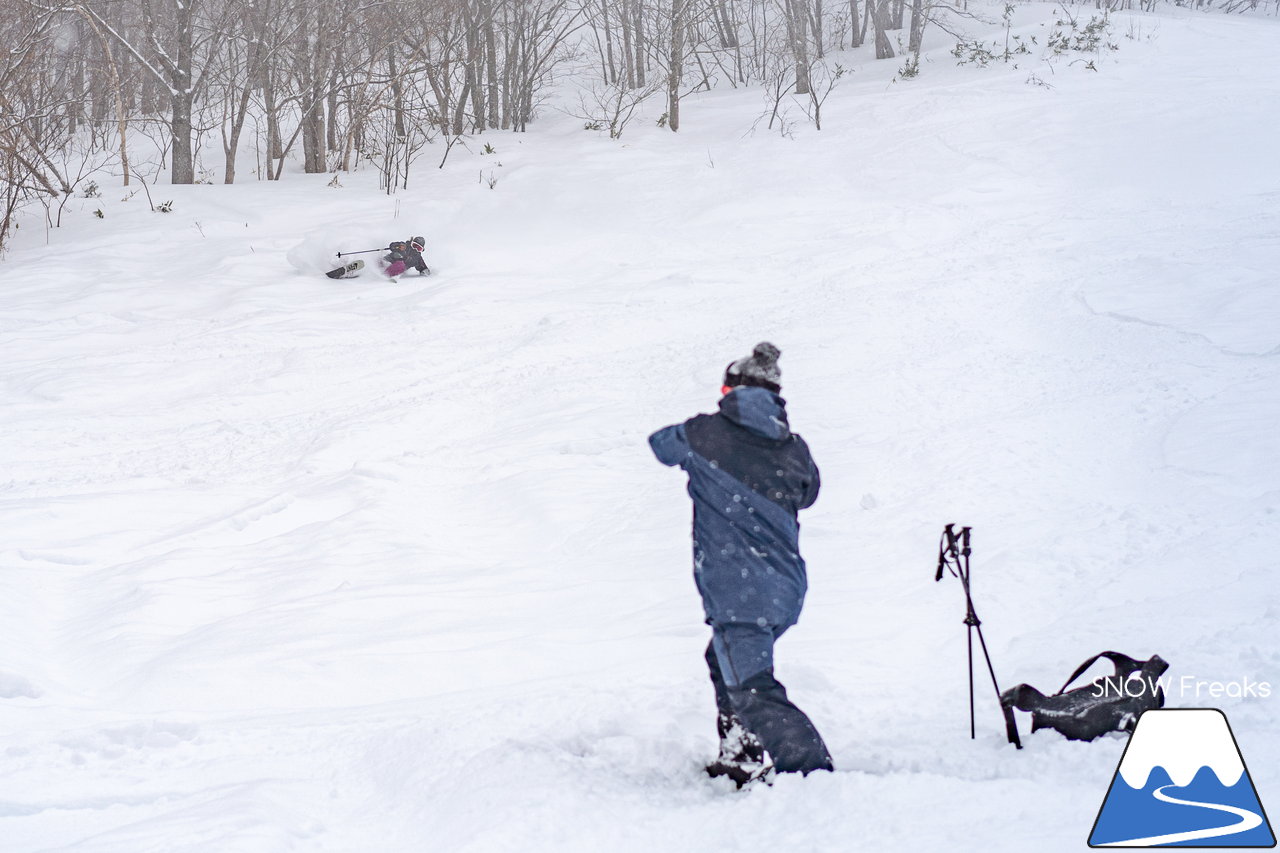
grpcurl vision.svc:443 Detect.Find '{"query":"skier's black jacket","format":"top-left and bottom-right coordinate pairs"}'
top-left (649, 386), bottom-right (820, 628)
top-left (403, 243), bottom-right (427, 272)
top-left (385, 240), bottom-right (428, 273)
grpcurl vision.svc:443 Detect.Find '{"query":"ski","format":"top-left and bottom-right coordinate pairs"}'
top-left (325, 259), bottom-right (364, 279)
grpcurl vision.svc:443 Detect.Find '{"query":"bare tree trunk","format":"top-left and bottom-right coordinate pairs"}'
top-left (908, 0), bottom-right (926, 54)
top-left (169, 0), bottom-right (197, 184)
top-left (715, 0), bottom-right (738, 48)
top-left (484, 0), bottom-right (500, 128)
top-left (299, 26), bottom-right (328, 175)
top-left (264, 68), bottom-right (283, 173)
top-left (667, 0), bottom-right (684, 130)
top-left (632, 0), bottom-right (646, 87)
top-left (389, 51), bottom-right (407, 137)
top-left (327, 64), bottom-right (340, 152)
top-left (787, 0), bottom-right (811, 95)
top-left (873, 0), bottom-right (895, 57)
top-left (499, 3), bottom-right (514, 128)
top-left (422, 57), bottom-right (454, 134)
top-left (453, 78), bottom-right (473, 135)
top-left (302, 90), bottom-right (326, 173)
top-left (621, 0), bottom-right (637, 88)
top-left (595, 0), bottom-right (617, 84)
top-left (849, 0), bottom-right (863, 46)
top-left (67, 20), bottom-right (84, 136)
top-left (810, 0), bottom-right (825, 58)
top-left (171, 91), bottom-right (195, 184)
top-left (462, 0), bottom-right (485, 131)
top-left (341, 95), bottom-right (358, 172)
top-left (224, 87), bottom-right (251, 183)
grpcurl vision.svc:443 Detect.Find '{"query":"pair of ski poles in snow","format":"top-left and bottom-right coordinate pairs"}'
top-left (936, 524), bottom-right (1023, 749)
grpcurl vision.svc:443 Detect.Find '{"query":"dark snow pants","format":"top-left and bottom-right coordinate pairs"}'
top-left (706, 626), bottom-right (833, 775)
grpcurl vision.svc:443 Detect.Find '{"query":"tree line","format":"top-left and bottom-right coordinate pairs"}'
top-left (0, 0), bottom-right (1269, 250)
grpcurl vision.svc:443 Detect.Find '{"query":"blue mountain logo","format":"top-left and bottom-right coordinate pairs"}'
top-left (1090, 708), bottom-right (1275, 847)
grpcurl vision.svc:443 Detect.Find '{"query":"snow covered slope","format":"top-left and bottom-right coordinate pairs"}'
top-left (2, 6), bottom-right (1277, 852)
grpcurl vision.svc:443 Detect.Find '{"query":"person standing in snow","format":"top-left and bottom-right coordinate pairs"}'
top-left (381, 236), bottom-right (431, 280)
top-left (649, 342), bottom-right (833, 786)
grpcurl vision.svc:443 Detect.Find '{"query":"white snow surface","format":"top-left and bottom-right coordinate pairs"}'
top-left (2, 7), bottom-right (1279, 852)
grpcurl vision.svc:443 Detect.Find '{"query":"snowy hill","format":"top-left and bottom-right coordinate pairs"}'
top-left (2, 6), bottom-right (1278, 851)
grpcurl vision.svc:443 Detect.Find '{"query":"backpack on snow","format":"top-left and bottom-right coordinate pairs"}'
top-left (1000, 651), bottom-right (1169, 742)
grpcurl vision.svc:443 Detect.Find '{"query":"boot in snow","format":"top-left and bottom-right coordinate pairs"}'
top-left (706, 712), bottom-right (770, 788)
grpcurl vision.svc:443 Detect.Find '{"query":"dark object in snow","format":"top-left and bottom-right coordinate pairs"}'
top-left (1001, 652), bottom-right (1169, 742)
top-left (325, 259), bottom-right (364, 279)
top-left (650, 348), bottom-right (832, 780)
top-left (935, 525), bottom-right (1022, 748)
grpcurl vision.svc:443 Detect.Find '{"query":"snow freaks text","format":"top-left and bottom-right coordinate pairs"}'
top-left (1095, 676), bottom-right (1273, 701)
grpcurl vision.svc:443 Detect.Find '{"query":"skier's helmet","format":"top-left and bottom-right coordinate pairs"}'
top-left (411, 236), bottom-right (425, 252)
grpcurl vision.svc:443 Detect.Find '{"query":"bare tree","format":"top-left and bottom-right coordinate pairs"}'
top-left (667, 0), bottom-right (686, 130)
top-left (783, 0), bottom-right (812, 95)
top-left (568, 76), bottom-right (662, 138)
top-left (76, 0), bottom-right (227, 184)
top-left (0, 1), bottom-right (70, 249)
top-left (210, 0), bottom-right (290, 183)
top-left (872, 0), bottom-right (895, 57)
top-left (75, 8), bottom-right (131, 185)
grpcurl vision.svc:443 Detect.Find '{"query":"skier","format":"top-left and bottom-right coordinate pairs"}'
top-left (649, 342), bottom-right (833, 788)
top-left (381, 236), bottom-right (431, 280)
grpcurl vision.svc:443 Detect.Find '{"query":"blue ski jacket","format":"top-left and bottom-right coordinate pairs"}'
top-left (649, 386), bottom-right (820, 628)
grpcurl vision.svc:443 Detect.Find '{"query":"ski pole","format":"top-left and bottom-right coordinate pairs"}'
top-left (936, 525), bottom-right (1022, 749)
top-left (336, 247), bottom-right (388, 258)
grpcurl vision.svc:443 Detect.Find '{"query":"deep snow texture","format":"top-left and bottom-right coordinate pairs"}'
top-left (2, 6), bottom-right (1278, 852)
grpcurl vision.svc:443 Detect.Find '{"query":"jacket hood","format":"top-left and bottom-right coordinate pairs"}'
top-left (718, 386), bottom-right (791, 441)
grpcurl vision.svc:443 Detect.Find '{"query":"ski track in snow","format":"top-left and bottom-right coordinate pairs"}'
top-left (2, 7), bottom-right (1279, 852)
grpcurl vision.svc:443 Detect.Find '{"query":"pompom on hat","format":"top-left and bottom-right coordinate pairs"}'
top-left (724, 341), bottom-right (782, 393)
